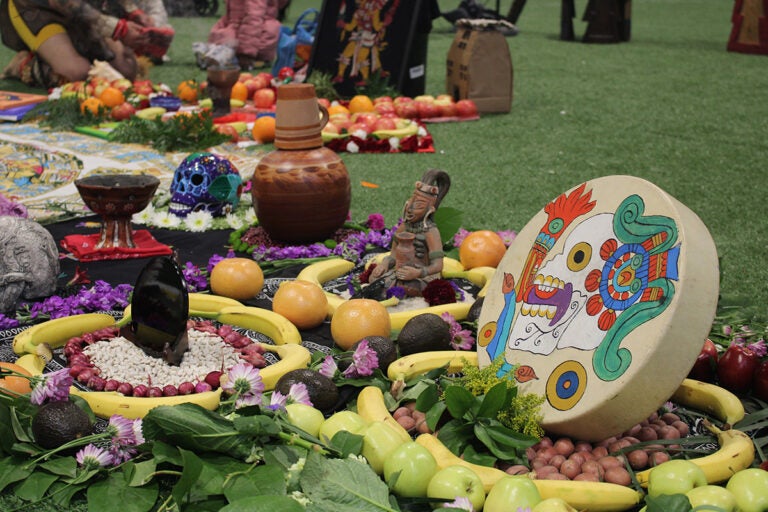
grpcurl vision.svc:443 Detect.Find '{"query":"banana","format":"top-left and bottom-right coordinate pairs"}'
top-left (441, 264), bottom-right (496, 298)
top-left (635, 423), bottom-right (754, 487)
top-left (215, 305), bottom-right (302, 345)
top-left (259, 342), bottom-right (312, 390)
top-left (533, 480), bottom-right (644, 511)
top-left (188, 293), bottom-right (244, 313)
top-left (670, 378), bottom-right (745, 425)
top-left (416, 433), bottom-right (643, 510)
top-left (198, 98), bottom-right (245, 109)
top-left (387, 350), bottom-right (478, 382)
top-left (372, 120), bottom-right (419, 140)
top-left (135, 106), bottom-right (166, 119)
top-left (14, 353), bottom-right (46, 375)
top-left (356, 386), bottom-right (412, 443)
top-left (390, 303), bottom-right (473, 333)
top-left (71, 388), bottom-right (223, 420)
top-left (295, 258), bottom-right (356, 313)
top-left (13, 313), bottom-right (117, 354)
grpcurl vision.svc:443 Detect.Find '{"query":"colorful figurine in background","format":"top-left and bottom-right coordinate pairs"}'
top-left (367, 168), bottom-right (450, 298)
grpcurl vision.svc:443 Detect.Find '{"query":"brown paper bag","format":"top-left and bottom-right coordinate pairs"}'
top-left (446, 19), bottom-right (514, 113)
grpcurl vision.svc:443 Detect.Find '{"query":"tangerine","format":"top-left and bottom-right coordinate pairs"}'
top-left (80, 97), bottom-right (105, 115)
top-left (177, 80), bottom-right (199, 103)
top-left (272, 280), bottom-right (329, 330)
top-left (251, 115), bottom-right (276, 143)
top-left (348, 95), bottom-right (374, 114)
top-left (330, 299), bottom-right (391, 350)
top-left (327, 104), bottom-right (350, 117)
top-left (99, 86), bottom-right (125, 108)
top-left (459, 230), bottom-right (507, 269)
top-left (230, 81), bottom-right (249, 102)
top-left (210, 258), bottom-right (265, 300)
top-left (0, 362), bottom-right (32, 395)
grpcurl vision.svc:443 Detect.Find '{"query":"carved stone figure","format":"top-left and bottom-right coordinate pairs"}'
top-left (0, 217), bottom-right (60, 312)
top-left (366, 169), bottom-right (451, 298)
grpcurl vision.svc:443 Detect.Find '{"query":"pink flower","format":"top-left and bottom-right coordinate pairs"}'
top-left (319, 355), bottom-right (338, 379)
top-left (342, 339), bottom-right (379, 378)
top-left (496, 229), bottom-right (517, 247)
top-left (222, 362), bottom-right (264, 399)
top-left (366, 213), bottom-right (386, 231)
top-left (452, 228), bottom-right (471, 248)
top-left (76, 444), bottom-right (114, 469)
top-left (30, 368), bottom-right (72, 405)
top-left (441, 312), bottom-right (475, 350)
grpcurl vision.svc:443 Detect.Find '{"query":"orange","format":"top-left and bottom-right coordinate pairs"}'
top-left (0, 362), bottom-right (32, 395)
top-left (459, 230), bottom-right (508, 269)
top-left (80, 97), bottom-right (104, 115)
top-left (272, 280), bottom-right (329, 330)
top-left (327, 104), bottom-right (350, 117)
top-left (330, 299), bottom-right (391, 350)
top-left (209, 258), bottom-right (265, 300)
top-left (230, 81), bottom-right (249, 102)
top-left (177, 80), bottom-right (199, 103)
top-left (99, 86), bottom-right (125, 108)
top-left (348, 95), bottom-right (374, 114)
top-left (251, 115), bottom-right (276, 143)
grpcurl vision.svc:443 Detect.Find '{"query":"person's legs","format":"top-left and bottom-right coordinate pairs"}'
top-left (36, 33), bottom-right (91, 82)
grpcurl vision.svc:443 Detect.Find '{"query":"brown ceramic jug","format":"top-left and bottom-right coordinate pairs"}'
top-left (251, 84), bottom-right (351, 243)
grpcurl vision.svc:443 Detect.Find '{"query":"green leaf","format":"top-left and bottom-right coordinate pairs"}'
top-left (0, 405), bottom-right (15, 454)
top-left (39, 456), bottom-right (77, 478)
top-left (151, 440), bottom-right (183, 466)
top-left (234, 414), bottom-right (281, 436)
top-left (414, 382), bottom-right (440, 412)
top-left (191, 453), bottom-right (255, 498)
top-left (10, 406), bottom-right (33, 443)
top-left (435, 420), bottom-right (474, 455)
top-left (183, 497), bottom-right (229, 511)
top-left (473, 423), bottom-right (527, 461)
top-left (48, 480), bottom-right (88, 507)
top-left (223, 464), bottom-right (286, 502)
top-left (459, 444), bottom-right (497, 467)
top-left (143, 404), bottom-right (252, 459)
top-left (645, 493), bottom-right (692, 512)
top-left (425, 401), bottom-right (447, 432)
top-left (299, 451), bottom-right (396, 512)
top-left (13, 470), bottom-right (59, 501)
top-left (476, 382), bottom-right (511, 419)
top-left (444, 386), bottom-right (478, 419)
top-left (221, 495), bottom-right (305, 512)
top-left (172, 448), bottom-right (205, 506)
top-left (434, 207), bottom-right (464, 246)
top-left (87, 472), bottom-right (159, 512)
top-left (0, 455), bottom-right (34, 493)
top-left (124, 459), bottom-right (158, 487)
top-left (329, 431), bottom-right (364, 458)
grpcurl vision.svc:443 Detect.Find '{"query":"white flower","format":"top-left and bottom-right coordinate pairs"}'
top-left (346, 141), bottom-right (360, 153)
top-left (350, 128), bottom-right (368, 139)
top-left (132, 204), bottom-right (155, 225)
top-left (226, 213), bottom-right (244, 230)
top-left (244, 208), bottom-right (257, 225)
top-left (152, 211), bottom-right (182, 228)
top-left (388, 137), bottom-right (400, 151)
top-left (417, 125), bottom-right (428, 137)
top-left (185, 210), bottom-right (214, 232)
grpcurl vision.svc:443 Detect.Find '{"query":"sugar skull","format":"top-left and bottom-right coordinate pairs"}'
top-left (169, 152), bottom-right (243, 217)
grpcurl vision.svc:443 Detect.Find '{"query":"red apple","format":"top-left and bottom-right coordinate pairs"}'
top-left (435, 101), bottom-right (457, 118)
top-left (239, 72), bottom-right (253, 82)
top-left (215, 123), bottom-right (239, 142)
top-left (242, 78), bottom-right (260, 96)
top-left (373, 117), bottom-right (397, 131)
top-left (348, 122), bottom-right (371, 135)
top-left (253, 87), bottom-right (276, 108)
top-left (435, 94), bottom-right (453, 103)
top-left (330, 115), bottom-right (353, 130)
top-left (322, 121), bottom-right (341, 135)
top-left (256, 72), bottom-right (273, 84)
top-left (374, 95), bottom-right (393, 104)
top-left (394, 96), bottom-right (413, 106)
top-left (416, 101), bottom-right (441, 119)
top-left (352, 112), bottom-right (379, 129)
top-left (395, 102), bottom-right (419, 119)
top-left (414, 94), bottom-right (435, 103)
top-left (752, 360), bottom-right (768, 401)
top-left (455, 99), bottom-right (479, 118)
top-left (717, 344), bottom-right (759, 394)
top-left (318, 98), bottom-right (331, 109)
top-left (687, 339), bottom-right (719, 383)
top-left (110, 101), bottom-right (136, 121)
top-left (374, 101), bottom-right (396, 116)
top-left (110, 78), bottom-right (133, 92)
top-left (132, 79), bottom-right (154, 96)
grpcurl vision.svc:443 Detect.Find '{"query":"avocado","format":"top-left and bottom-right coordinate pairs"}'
top-left (32, 400), bottom-right (93, 449)
top-left (467, 296), bottom-right (485, 323)
top-left (396, 313), bottom-right (452, 356)
top-left (352, 335), bottom-right (397, 373)
top-left (275, 369), bottom-right (339, 413)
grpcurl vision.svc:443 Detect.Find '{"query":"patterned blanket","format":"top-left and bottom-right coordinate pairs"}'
top-left (0, 122), bottom-right (264, 225)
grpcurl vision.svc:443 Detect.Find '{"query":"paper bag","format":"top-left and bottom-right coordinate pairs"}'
top-left (446, 19), bottom-right (513, 113)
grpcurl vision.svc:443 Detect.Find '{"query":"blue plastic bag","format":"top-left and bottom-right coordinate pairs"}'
top-left (272, 8), bottom-right (319, 76)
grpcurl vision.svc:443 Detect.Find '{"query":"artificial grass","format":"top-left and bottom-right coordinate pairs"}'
top-left (1, 0), bottom-right (767, 323)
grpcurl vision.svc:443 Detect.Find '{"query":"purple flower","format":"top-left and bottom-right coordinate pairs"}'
top-left (386, 286), bottom-right (407, 300)
top-left (0, 193), bottom-right (28, 218)
top-left (110, 445), bottom-right (138, 464)
top-left (235, 393), bottom-right (263, 409)
top-left (182, 261), bottom-right (209, 292)
top-left (748, 338), bottom-right (767, 358)
top-left (207, 250), bottom-right (235, 274)
top-left (222, 363), bottom-right (264, 399)
top-left (452, 228), bottom-right (471, 248)
top-left (444, 497), bottom-right (473, 511)
top-left (441, 312), bottom-right (475, 351)
top-left (269, 390), bottom-right (288, 411)
top-left (107, 415), bottom-right (138, 446)
top-left (319, 355), bottom-right (338, 379)
top-left (286, 382), bottom-right (312, 406)
top-left (30, 368), bottom-right (73, 405)
top-left (496, 229), bottom-right (517, 247)
top-left (366, 213), bottom-right (386, 231)
top-left (342, 339), bottom-right (379, 378)
top-left (0, 314), bottom-right (20, 329)
top-left (76, 444), bottom-right (114, 469)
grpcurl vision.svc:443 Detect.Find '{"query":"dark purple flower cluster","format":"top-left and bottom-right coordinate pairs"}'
top-left (422, 279), bottom-right (459, 307)
top-left (0, 192), bottom-right (28, 217)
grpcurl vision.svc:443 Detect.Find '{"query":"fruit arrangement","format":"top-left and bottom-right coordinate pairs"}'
top-left (688, 336), bottom-right (768, 401)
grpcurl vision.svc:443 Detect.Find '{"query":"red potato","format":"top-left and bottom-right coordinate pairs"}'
top-left (626, 449), bottom-right (649, 470)
top-left (553, 437), bottom-right (575, 457)
top-left (604, 467), bottom-right (631, 486)
top-left (560, 459), bottom-right (581, 479)
top-left (574, 472), bottom-right (601, 482)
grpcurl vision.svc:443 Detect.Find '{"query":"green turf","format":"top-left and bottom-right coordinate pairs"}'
top-left (2, 0), bottom-right (767, 322)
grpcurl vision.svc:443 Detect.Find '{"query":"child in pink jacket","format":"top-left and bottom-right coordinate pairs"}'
top-left (208, 0), bottom-right (290, 70)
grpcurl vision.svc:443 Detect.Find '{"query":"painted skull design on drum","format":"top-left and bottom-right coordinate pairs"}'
top-left (169, 152), bottom-right (243, 217)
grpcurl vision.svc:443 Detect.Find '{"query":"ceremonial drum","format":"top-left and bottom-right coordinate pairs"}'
top-left (477, 175), bottom-right (719, 440)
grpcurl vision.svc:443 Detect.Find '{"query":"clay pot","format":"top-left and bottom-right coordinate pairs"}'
top-left (251, 84), bottom-right (350, 243)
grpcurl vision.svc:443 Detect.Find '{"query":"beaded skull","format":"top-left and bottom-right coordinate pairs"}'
top-left (169, 152), bottom-right (243, 217)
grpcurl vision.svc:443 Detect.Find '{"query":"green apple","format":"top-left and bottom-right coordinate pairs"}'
top-left (285, 403), bottom-right (325, 437)
top-left (383, 441), bottom-right (438, 498)
top-left (317, 410), bottom-right (368, 444)
top-left (484, 475), bottom-right (542, 512)
top-left (362, 421), bottom-right (406, 475)
top-left (427, 465), bottom-right (485, 512)
top-left (647, 460), bottom-right (707, 497)
top-left (686, 485), bottom-right (737, 512)
top-left (725, 468), bottom-right (768, 512)
top-left (532, 497), bottom-right (578, 512)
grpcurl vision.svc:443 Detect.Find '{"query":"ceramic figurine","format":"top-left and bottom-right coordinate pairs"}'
top-left (366, 169), bottom-right (451, 298)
